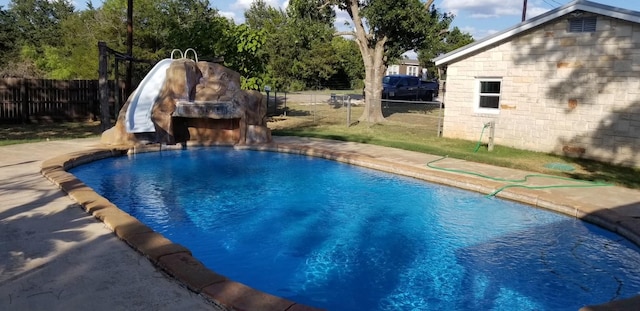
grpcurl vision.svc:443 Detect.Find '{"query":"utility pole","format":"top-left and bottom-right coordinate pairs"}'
top-left (126, 0), bottom-right (133, 97)
top-left (522, 0), bottom-right (528, 22)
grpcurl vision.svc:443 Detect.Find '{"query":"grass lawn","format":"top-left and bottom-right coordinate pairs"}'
top-left (269, 100), bottom-right (640, 189)
top-left (0, 121), bottom-right (102, 145)
top-left (2, 99), bottom-right (638, 189)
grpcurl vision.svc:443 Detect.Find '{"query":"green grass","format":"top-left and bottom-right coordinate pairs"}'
top-left (270, 101), bottom-right (640, 189)
top-left (2, 101), bottom-right (639, 189)
top-left (0, 121), bottom-right (102, 146)
top-left (286, 89), bottom-right (359, 95)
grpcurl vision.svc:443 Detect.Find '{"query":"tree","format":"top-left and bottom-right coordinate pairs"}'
top-left (0, 6), bottom-right (18, 67)
top-left (45, 0), bottom-right (234, 80)
top-left (244, 0), bottom-right (286, 31)
top-left (224, 24), bottom-right (268, 90)
top-left (288, 0), bottom-right (335, 23)
top-left (2, 0), bottom-right (75, 78)
top-left (243, 1), bottom-right (286, 89)
top-left (418, 26), bottom-right (473, 77)
top-left (156, 0), bottom-right (233, 60)
top-left (331, 36), bottom-right (365, 89)
top-left (331, 0), bottom-right (452, 123)
top-left (10, 0), bottom-right (74, 48)
top-left (244, 0), bottom-right (339, 91)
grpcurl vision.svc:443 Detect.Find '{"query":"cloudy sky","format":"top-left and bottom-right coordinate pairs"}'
top-left (214, 0), bottom-right (639, 39)
top-left (1, 0), bottom-right (638, 40)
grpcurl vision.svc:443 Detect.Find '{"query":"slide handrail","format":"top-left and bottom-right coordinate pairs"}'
top-left (171, 48), bottom-right (198, 62)
top-left (184, 48), bottom-right (198, 62)
top-left (171, 49), bottom-right (184, 59)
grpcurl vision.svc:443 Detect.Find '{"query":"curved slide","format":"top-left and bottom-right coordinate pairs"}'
top-left (125, 58), bottom-right (173, 133)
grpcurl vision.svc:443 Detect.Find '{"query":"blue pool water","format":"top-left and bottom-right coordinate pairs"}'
top-left (70, 147), bottom-right (640, 310)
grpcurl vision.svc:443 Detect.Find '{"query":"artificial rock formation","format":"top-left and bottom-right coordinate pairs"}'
top-left (101, 59), bottom-right (271, 146)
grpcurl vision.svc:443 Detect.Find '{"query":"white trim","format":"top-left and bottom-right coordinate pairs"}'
top-left (434, 0), bottom-right (640, 66)
top-left (407, 65), bottom-right (419, 76)
top-left (387, 65), bottom-right (400, 75)
top-left (474, 78), bottom-right (502, 115)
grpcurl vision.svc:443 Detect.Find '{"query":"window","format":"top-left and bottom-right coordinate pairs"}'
top-left (407, 66), bottom-right (419, 76)
top-left (475, 78), bottom-right (501, 113)
top-left (568, 16), bottom-right (597, 32)
top-left (387, 65), bottom-right (399, 75)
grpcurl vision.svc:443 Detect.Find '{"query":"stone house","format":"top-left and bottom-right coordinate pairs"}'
top-left (433, 0), bottom-right (640, 167)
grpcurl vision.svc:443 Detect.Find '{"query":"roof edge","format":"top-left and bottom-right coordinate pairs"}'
top-left (434, 0), bottom-right (640, 66)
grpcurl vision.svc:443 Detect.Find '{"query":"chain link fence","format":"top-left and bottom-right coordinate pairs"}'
top-left (265, 91), bottom-right (444, 137)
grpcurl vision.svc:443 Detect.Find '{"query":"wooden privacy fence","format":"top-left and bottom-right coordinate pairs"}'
top-left (0, 78), bottom-right (125, 123)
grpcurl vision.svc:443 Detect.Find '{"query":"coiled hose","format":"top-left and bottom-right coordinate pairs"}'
top-left (426, 157), bottom-right (612, 197)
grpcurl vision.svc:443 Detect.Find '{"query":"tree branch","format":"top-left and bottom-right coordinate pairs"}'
top-left (347, 0), bottom-right (373, 42)
top-left (318, 1), bottom-right (332, 10)
top-left (425, 0), bottom-right (434, 9)
top-left (334, 31), bottom-right (356, 37)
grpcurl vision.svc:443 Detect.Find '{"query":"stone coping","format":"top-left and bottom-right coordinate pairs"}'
top-left (40, 140), bottom-right (640, 311)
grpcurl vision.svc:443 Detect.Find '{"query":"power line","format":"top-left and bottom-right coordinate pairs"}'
top-left (542, 0), bottom-right (559, 8)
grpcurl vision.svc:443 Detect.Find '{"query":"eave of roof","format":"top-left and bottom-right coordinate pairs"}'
top-left (433, 0), bottom-right (640, 66)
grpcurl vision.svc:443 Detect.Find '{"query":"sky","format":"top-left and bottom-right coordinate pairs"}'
top-left (1, 0), bottom-right (639, 44)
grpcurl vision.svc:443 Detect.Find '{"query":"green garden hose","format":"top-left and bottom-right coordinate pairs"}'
top-left (473, 122), bottom-right (492, 153)
top-left (426, 156), bottom-right (612, 197)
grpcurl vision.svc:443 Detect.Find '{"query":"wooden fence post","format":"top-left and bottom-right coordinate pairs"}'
top-left (114, 58), bottom-right (121, 119)
top-left (98, 41), bottom-right (111, 132)
top-left (20, 79), bottom-right (28, 123)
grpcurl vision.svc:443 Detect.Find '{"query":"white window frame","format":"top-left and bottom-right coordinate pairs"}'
top-left (474, 78), bottom-right (502, 114)
top-left (407, 65), bottom-right (419, 76)
top-left (387, 65), bottom-right (399, 75)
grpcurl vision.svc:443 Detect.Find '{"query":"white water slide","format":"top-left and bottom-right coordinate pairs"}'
top-left (124, 58), bottom-right (173, 133)
top-left (124, 49), bottom-right (198, 133)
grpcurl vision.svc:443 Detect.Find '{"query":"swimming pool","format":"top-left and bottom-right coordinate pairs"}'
top-left (70, 147), bottom-right (640, 310)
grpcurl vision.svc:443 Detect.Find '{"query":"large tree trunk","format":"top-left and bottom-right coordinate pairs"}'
top-left (360, 51), bottom-right (386, 123)
top-left (357, 38), bottom-right (387, 123)
top-left (342, 0), bottom-right (388, 124)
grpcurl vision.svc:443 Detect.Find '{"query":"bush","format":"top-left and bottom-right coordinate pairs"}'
top-left (351, 79), bottom-right (364, 90)
top-left (287, 80), bottom-right (307, 92)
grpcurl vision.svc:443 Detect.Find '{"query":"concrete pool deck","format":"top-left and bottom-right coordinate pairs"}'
top-left (0, 136), bottom-right (639, 310)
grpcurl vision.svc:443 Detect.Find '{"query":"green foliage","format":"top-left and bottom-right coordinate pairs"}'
top-left (4, 0), bottom-right (237, 80)
top-left (9, 0), bottom-right (74, 48)
top-left (1, 0), bottom-right (75, 77)
top-left (246, 0), bottom-right (339, 91)
top-left (225, 24), bottom-right (267, 90)
top-left (287, 0), bottom-right (335, 24)
top-left (157, 0), bottom-right (233, 60)
top-left (287, 80), bottom-right (307, 92)
top-left (418, 26), bottom-right (474, 75)
top-left (0, 6), bottom-right (18, 66)
top-left (244, 0), bottom-right (286, 31)
top-left (0, 0), bottom-right (460, 96)
top-left (56, 9), bottom-right (101, 78)
top-left (331, 37), bottom-right (365, 89)
top-left (355, 0), bottom-right (452, 62)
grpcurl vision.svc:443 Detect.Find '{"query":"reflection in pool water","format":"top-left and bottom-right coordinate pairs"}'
top-left (70, 147), bottom-right (640, 311)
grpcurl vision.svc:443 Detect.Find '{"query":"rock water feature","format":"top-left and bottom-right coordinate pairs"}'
top-left (101, 52), bottom-right (271, 146)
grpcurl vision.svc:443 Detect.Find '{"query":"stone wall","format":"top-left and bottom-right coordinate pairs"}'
top-left (442, 13), bottom-right (640, 167)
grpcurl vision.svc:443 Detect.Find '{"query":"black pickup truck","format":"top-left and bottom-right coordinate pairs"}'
top-left (382, 75), bottom-right (437, 101)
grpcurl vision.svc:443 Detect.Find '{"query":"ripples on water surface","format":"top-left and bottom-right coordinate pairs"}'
top-left (70, 147), bottom-right (640, 311)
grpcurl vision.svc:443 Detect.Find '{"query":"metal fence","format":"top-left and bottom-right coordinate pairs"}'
top-left (265, 92), bottom-right (444, 136)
